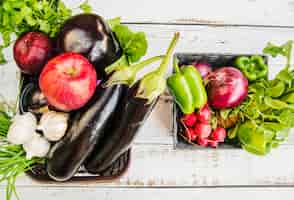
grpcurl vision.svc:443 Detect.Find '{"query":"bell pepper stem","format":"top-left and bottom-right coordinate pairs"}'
top-left (173, 57), bottom-right (181, 73)
top-left (156, 32), bottom-right (180, 76)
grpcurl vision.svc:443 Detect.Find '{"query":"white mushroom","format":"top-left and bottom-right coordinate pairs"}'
top-left (37, 111), bottom-right (69, 141)
top-left (23, 133), bottom-right (50, 159)
top-left (7, 112), bottom-right (37, 145)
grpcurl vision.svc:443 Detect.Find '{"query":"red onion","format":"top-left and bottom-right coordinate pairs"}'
top-left (206, 67), bottom-right (248, 109)
top-left (193, 62), bottom-right (212, 78)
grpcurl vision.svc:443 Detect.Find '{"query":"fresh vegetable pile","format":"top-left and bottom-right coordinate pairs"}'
top-left (1, 0), bottom-right (294, 199)
top-left (171, 42), bottom-right (294, 154)
top-left (0, 0), bottom-right (179, 199)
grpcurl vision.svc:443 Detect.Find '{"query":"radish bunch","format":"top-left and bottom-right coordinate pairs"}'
top-left (181, 104), bottom-right (226, 148)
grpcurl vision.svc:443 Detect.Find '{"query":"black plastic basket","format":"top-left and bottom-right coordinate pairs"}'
top-left (172, 53), bottom-right (268, 149)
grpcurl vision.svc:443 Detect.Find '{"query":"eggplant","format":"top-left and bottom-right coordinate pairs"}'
top-left (46, 83), bottom-right (126, 181)
top-left (85, 85), bottom-right (158, 173)
top-left (85, 32), bottom-right (180, 174)
top-left (19, 83), bottom-right (49, 116)
top-left (56, 14), bottom-right (122, 77)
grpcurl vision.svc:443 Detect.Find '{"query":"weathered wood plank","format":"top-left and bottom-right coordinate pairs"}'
top-left (6, 144), bottom-right (294, 187)
top-left (3, 187), bottom-right (294, 200)
top-left (67, 0), bottom-right (294, 27)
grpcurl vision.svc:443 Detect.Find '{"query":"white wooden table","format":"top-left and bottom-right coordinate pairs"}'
top-left (1, 0), bottom-right (294, 199)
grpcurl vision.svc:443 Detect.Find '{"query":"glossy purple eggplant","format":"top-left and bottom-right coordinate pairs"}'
top-left (84, 32), bottom-right (180, 174)
top-left (46, 83), bottom-right (126, 181)
top-left (56, 14), bottom-right (122, 77)
top-left (85, 84), bottom-right (158, 173)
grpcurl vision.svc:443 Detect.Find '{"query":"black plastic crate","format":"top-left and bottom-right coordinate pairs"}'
top-left (172, 53), bottom-right (268, 149)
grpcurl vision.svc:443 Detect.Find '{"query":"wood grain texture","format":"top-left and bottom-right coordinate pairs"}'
top-left (2, 187), bottom-right (294, 200)
top-left (67, 0), bottom-right (294, 26)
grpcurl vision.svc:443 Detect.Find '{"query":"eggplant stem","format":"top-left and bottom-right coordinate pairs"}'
top-left (105, 55), bottom-right (129, 74)
top-left (156, 32), bottom-right (180, 76)
top-left (132, 56), bottom-right (164, 72)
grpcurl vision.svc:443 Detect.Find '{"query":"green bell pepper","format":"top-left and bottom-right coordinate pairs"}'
top-left (235, 55), bottom-right (268, 81)
top-left (167, 60), bottom-right (207, 114)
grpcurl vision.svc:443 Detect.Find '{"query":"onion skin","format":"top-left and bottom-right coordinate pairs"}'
top-left (193, 62), bottom-right (212, 78)
top-left (13, 32), bottom-right (52, 75)
top-left (207, 67), bottom-right (248, 109)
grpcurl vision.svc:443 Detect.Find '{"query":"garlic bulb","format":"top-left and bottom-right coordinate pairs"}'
top-left (7, 112), bottom-right (37, 145)
top-left (23, 133), bottom-right (50, 159)
top-left (37, 111), bottom-right (69, 141)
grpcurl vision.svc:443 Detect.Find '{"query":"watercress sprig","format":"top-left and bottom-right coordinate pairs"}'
top-left (221, 40), bottom-right (294, 155)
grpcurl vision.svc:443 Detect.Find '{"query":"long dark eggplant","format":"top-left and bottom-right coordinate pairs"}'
top-left (46, 83), bottom-right (125, 181)
top-left (85, 32), bottom-right (180, 173)
top-left (85, 85), bottom-right (158, 173)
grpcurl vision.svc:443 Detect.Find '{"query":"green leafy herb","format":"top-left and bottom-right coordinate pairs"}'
top-left (0, 101), bottom-right (43, 200)
top-left (219, 40), bottom-right (294, 155)
top-left (110, 18), bottom-right (148, 63)
top-left (0, 0), bottom-right (93, 64)
top-left (0, 142), bottom-right (44, 200)
top-left (79, 0), bottom-right (92, 13)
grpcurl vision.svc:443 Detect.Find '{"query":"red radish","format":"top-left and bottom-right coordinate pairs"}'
top-left (39, 53), bottom-right (97, 111)
top-left (206, 67), bottom-right (248, 109)
top-left (185, 128), bottom-right (197, 141)
top-left (182, 114), bottom-right (197, 127)
top-left (196, 104), bottom-right (211, 123)
top-left (14, 32), bottom-right (52, 75)
top-left (194, 123), bottom-right (212, 138)
top-left (211, 127), bottom-right (226, 142)
top-left (208, 140), bottom-right (218, 148)
top-left (197, 137), bottom-right (209, 147)
top-left (193, 62), bottom-right (212, 78)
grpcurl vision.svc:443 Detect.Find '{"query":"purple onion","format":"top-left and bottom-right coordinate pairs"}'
top-left (193, 62), bottom-right (212, 78)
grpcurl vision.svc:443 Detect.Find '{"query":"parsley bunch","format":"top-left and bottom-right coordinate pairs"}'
top-left (0, 0), bottom-right (92, 64)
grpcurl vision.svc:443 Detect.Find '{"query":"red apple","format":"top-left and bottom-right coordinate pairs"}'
top-left (14, 32), bottom-right (52, 75)
top-left (39, 53), bottom-right (97, 111)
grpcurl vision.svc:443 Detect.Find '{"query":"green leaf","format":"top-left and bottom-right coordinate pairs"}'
top-left (281, 92), bottom-right (294, 103)
top-left (275, 129), bottom-right (290, 141)
top-left (276, 69), bottom-right (292, 87)
top-left (2, 31), bottom-right (11, 47)
top-left (238, 121), bottom-right (273, 156)
top-left (107, 17), bottom-right (121, 29)
top-left (0, 47), bottom-right (7, 64)
top-left (279, 109), bottom-right (294, 127)
top-left (242, 143), bottom-right (271, 156)
top-left (228, 123), bottom-right (239, 139)
top-left (264, 96), bottom-right (289, 109)
top-left (263, 40), bottom-right (293, 58)
top-left (268, 81), bottom-right (285, 98)
top-left (112, 24), bottom-right (148, 63)
top-left (79, 1), bottom-right (92, 13)
top-left (238, 121), bottom-right (256, 145)
top-left (263, 40), bottom-right (293, 70)
top-left (38, 20), bottom-right (50, 33)
top-left (126, 32), bottom-right (148, 63)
